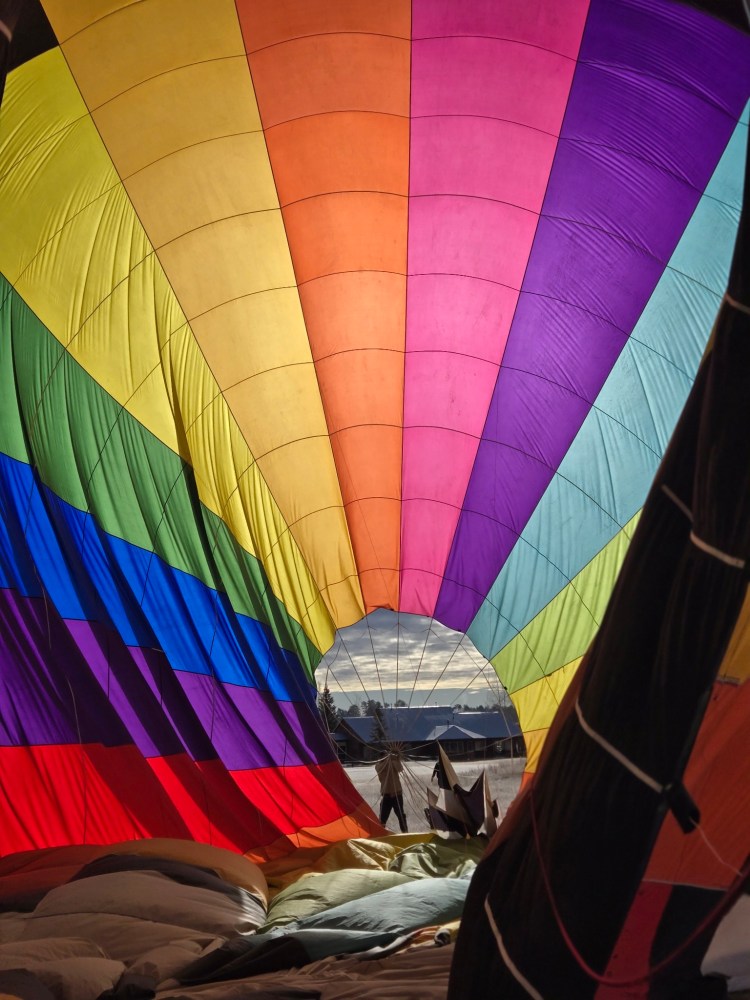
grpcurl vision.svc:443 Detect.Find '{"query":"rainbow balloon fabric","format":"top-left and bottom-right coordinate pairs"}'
top-left (0, 0), bottom-right (748, 857)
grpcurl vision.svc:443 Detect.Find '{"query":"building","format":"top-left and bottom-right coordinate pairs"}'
top-left (331, 705), bottom-right (524, 764)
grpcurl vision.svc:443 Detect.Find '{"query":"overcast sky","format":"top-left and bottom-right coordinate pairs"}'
top-left (317, 609), bottom-right (508, 710)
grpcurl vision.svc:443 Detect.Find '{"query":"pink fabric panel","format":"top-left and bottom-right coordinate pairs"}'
top-left (411, 117), bottom-right (556, 212)
top-left (402, 427), bottom-right (480, 506)
top-left (405, 275), bottom-right (517, 360)
top-left (400, 426), bottom-right (480, 614)
top-left (407, 195), bottom-right (535, 289)
top-left (412, 0), bottom-right (589, 60)
top-left (400, 0), bottom-right (588, 616)
top-left (403, 352), bottom-right (499, 438)
top-left (411, 37), bottom-right (576, 135)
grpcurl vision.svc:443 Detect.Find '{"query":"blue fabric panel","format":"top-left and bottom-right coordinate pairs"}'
top-left (0, 451), bottom-right (311, 702)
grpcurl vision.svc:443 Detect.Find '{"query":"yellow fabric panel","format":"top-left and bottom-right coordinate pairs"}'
top-left (1, 48), bottom-right (334, 652)
top-left (224, 367), bottom-right (332, 462)
top-left (256, 440), bottom-right (367, 629)
top-left (47, 0), bottom-right (365, 628)
top-left (0, 53), bottom-right (181, 451)
top-left (0, 53), bottom-right (111, 295)
top-left (512, 659), bottom-right (581, 738)
top-left (232, 467), bottom-right (336, 654)
top-left (55, 0), bottom-right (244, 109)
top-left (161, 326), bottom-right (336, 651)
top-left (70, 252), bottom-right (189, 450)
top-left (719, 589), bottom-right (750, 683)
top-left (96, 57), bottom-right (262, 179)
top-left (158, 213), bottom-right (296, 320)
top-left (189, 290), bottom-right (310, 388)
top-left (128, 134), bottom-right (278, 250)
top-left (521, 730), bottom-right (547, 776)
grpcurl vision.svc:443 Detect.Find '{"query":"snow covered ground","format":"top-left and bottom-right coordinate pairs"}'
top-left (345, 756), bottom-right (525, 834)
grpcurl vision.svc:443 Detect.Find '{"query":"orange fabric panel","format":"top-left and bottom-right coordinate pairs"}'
top-left (284, 192), bottom-right (406, 286)
top-left (331, 424), bottom-right (402, 591)
top-left (240, 1), bottom-right (410, 615)
top-left (647, 679), bottom-right (750, 889)
top-left (246, 34), bottom-right (409, 129)
top-left (304, 273), bottom-right (406, 358)
top-left (247, 812), bottom-right (387, 864)
top-left (316, 350), bottom-right (403, 433)
top-left (267, 113), bottom-right (409, 206)
top-left (355, 566), bottom-right (402, 614)
top-left (239, 0), bottom-right (410, 51)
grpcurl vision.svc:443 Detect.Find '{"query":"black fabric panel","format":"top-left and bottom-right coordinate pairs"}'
top-left (448, 840), bottom-right (521, 998)
top-left (649, 886), bottom-right (725, 998)
top-left (449, 112), bottom-right (750, 1000)
top-left (1, 0), bottom-right (56, 72)
top-left (680, 0), bottom-right (750, 32)
top-left (728, 127), bottom-right (750, 303)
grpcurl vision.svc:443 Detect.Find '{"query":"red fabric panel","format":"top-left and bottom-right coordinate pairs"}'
top-left (230, 759), bottom-right (377, 835)
top-left (148, 756), bottom-right (285, 851)
top-left (595, 882), bottom-right (672, 999)
top-left (0, 745), bottom-right (189, 854)
top-left (0, 745), bottom-right (376, 858)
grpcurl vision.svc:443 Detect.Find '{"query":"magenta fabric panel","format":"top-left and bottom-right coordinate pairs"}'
top-left (400, 0), bottom-right (589, 613)
top-left (434, 0), bottom-right (750, 631)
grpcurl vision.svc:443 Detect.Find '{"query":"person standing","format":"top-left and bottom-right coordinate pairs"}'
top-left (375, 751), bottom-right (408, 832)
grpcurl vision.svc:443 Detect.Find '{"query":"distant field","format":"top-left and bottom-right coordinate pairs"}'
top-left (345, 757), bottom-right (525, 834)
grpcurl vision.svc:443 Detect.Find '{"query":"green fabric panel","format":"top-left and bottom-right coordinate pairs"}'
top-left (261, 868), bottom-right (413, 930)
top-left (493, 512), bottom-right (642, 694)
top-left (0, 273), bottom-right (319, 673)
top-left (0, 282), bottom-right (36, 462)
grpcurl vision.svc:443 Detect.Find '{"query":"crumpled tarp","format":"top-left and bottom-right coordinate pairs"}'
top-left (175, 876), bottom-right (471, 984)
top-left (261, 869), bottom-right (413, 930)
top-left (387, 838), bottom-right (486, 880)
top-left (260, 835), bottom-right (430, 897)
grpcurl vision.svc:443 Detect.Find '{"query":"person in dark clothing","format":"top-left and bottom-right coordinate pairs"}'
top-left (375, 752), bottom-right (408, 832)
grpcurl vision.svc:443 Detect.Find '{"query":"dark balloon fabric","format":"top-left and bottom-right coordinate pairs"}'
top-left (450, 129), bottom-right (750, 999)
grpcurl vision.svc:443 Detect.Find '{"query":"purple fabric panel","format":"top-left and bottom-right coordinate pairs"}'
top-left (176, 672), bottom-right (335, 771)
top-left (61, 619), bottom-right (216, 761)
top-left (434, 0), bottom-right (750, 631)
top-left (0, 586), bottom-right (331, 770)
top-left (124, 645), bottom-right (218, 761)
top-left (0, 588), bottom-right (128, 748)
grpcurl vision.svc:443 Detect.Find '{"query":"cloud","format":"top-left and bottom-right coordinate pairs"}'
top-left (318, 609), bottom-right (507, 708)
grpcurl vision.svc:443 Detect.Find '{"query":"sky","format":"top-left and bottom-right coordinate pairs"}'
top-left (316, 608), bottom-right (509, 710)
